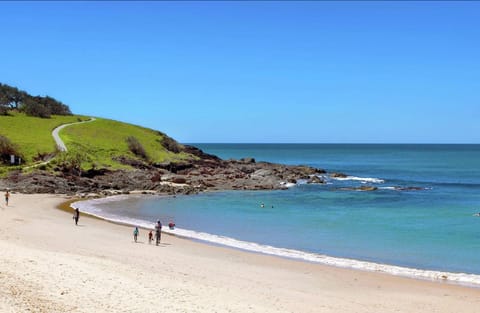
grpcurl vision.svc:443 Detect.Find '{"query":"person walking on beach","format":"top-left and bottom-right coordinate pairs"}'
top-left (133, 227), bottom-right (139, 242)
top-left (5, 190), bottom-right (10, 206)
top-left (73, 208), bottom-right (80, 225)
top-left (155, 220), bottom-right (162, 246)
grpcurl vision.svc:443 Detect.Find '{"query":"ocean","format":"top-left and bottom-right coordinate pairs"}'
top-left (73, 144), bottom-right (480, 286)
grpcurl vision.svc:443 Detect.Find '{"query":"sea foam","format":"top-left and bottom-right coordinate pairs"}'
top-left (72, 196), bottom-right (480, 288)
top-left (331, 175), bottom-right (385, 184)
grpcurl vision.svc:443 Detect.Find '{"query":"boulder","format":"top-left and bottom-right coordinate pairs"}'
top-left (239, 157), bottom-right (256, 164)
top-left (172, 177), bottom-right (187, 184)
top-left (307, 176), bottom-right (325, 184)
top-left (251, 169), bottom-right (272, 178)
top-left (330, 172), bottom-right (348, 178)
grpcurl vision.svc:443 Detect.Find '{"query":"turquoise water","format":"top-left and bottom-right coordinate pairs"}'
top-left (75, 144), bottom-right (480, 282)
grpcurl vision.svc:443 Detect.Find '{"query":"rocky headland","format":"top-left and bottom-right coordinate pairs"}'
top-left (1, 145), bottom-right (327, 196)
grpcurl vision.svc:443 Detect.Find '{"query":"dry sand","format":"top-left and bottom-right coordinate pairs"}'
top-left (0, 194), bottom-right (479, 313)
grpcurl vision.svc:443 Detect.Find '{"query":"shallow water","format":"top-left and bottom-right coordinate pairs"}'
top-left (74, 144), bottom-right (480, 285)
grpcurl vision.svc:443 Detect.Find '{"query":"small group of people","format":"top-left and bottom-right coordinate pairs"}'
top-left (70, 206), bottom-right (175, 246)
top-left (134, 220), bottom-right (176, 246)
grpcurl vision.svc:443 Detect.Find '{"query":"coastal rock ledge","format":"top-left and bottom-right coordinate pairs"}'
top-left (1, 146), bottom-right (326, 195)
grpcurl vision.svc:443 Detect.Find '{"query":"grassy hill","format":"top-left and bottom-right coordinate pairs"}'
top-left (0, 112), bottom-right (89, 163)
top-left (0, 112), bottom-right (195, 174)
top-left (61, 118), bottom-right (193, 169)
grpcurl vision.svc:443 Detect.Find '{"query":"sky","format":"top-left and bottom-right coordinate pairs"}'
top-left (1, 1), bottom-right (479, 143)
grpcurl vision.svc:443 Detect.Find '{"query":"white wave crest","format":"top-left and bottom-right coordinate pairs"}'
top-left (331, 175), bottom-right (385, 184)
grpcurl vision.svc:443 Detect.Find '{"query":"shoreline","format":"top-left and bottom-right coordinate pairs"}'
top-left (71, 194), bottom-right (480, 289)
top-left (1, 193), bottom-right (480, 312)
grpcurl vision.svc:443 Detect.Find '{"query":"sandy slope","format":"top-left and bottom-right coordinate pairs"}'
top-left (0, 194), bottom-right (479, 313)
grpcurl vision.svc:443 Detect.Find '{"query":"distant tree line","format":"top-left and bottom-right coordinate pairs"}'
top-left (0, 83), bottom-right (72, 118)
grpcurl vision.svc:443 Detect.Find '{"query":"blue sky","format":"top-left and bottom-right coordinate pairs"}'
top-left (1, 1), bottom-right (479, 143)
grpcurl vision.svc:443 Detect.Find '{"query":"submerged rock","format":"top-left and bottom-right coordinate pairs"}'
top-left (307, 175), bottom-right (326, 184)
top-left (330, 172), bottom-right (348, 178)
top-left (336, 186), bottom-right (378, 191)
top-left (394, 186), bottom-right (425, 191)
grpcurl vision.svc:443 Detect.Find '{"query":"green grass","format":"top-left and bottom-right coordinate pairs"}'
top-left (0, 112), bottom-right (195, 173)
top-left (0, 112), bottom-right (89, 163)
top-left (60, 118), bottom-right (194, 170)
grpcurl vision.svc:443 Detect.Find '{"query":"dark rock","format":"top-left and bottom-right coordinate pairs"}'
top-left (394, 186), bottom-right (425, 191)
top-left (307, 176), bottom-right (325, 184)
top-left (182, 145), bottom-right (221, 161)
top-left (336, 186), bottom-right (378, 191)
top-left (239, 157), bottom-right (255, 164)
top-left (172, 177), bottom-right (187, 184)
top-left (82, 168), bottom-right (110, 178)
top-left (153, 162), bottom-right (193, 173)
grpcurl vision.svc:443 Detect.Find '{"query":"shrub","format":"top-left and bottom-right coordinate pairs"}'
top-left (0, 105), bottom-right (8, 115)
top-left (126, 136), bottom-right (148, 160)
top-left (0, 135), bottom-right (22, 164)
top-left (54, 151), bottom-right (85, 176)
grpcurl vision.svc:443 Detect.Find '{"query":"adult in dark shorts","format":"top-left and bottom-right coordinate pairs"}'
top-left (155, 220), bottom-right (162, 245)
top-left (73, 208), bottom-right (80, 225)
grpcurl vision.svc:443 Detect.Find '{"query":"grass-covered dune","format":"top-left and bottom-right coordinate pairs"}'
top-left (0, 112), bottom-right (195, 173)
top-left (61, 118), bottom-right (193, 169)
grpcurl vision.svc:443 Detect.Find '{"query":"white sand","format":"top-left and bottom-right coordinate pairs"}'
top-left (1, 194), bottom-right (479, 313)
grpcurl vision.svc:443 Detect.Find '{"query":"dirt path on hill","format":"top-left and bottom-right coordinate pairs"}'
top-left (52, 117), bottom-right (96, 152)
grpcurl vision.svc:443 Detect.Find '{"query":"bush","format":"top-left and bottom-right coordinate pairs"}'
top-left (0, 105), bottom-right (8, 115)
top-left (0, 135), bottom-right (22, 164)
top-left (126, 136), bottom-right (148, 160)
top-left (54, 151), bottom-right (85, 176)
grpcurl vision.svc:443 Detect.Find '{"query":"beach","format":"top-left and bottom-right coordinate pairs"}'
top-left (1, 194), bottom-right (479, 313)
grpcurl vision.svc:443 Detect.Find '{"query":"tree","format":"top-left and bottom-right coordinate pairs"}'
top-left (22, 97), bottom-right (51, 118)
top-left (0, 93), bottom-right (9, 115)
top-left (0, 82), bottom-right (72, 117)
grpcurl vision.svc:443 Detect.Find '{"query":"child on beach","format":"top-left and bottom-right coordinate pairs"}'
top-left (133, 227), bottom-right (139, 242)
top-left (148, 230), bottom-right (153, 244)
